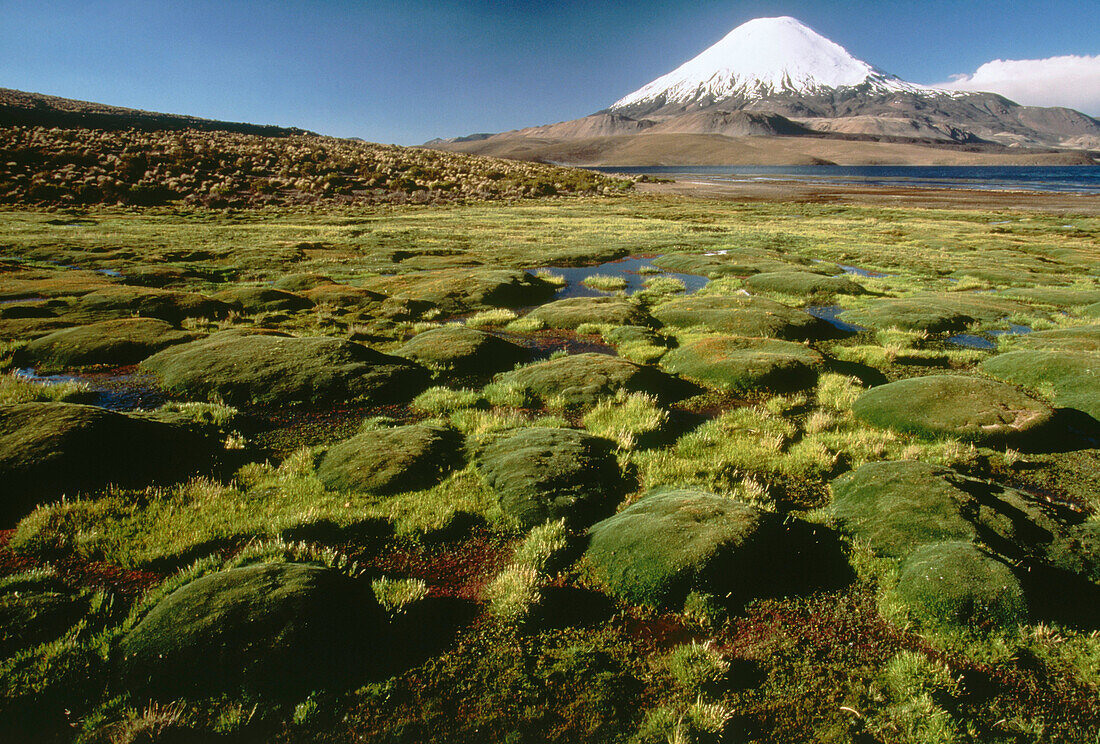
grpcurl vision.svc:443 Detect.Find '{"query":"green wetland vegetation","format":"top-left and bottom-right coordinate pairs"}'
top-left (1, 194), bottom-right (1099, 743)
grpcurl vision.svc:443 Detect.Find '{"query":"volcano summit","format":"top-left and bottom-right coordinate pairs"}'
top-left (429, 17), bottom-right (1100, 165)
top-left (609, 16), bottom-right (934, 114)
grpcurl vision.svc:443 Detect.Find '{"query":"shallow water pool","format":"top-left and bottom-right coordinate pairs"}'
top-left (532, 256), bottom-right (709, 300)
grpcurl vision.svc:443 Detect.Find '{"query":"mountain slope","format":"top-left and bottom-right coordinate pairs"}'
top-left (442, 132), bottom-right (1092, 167)
top-left (429, 16), bottom-right (1100, 164)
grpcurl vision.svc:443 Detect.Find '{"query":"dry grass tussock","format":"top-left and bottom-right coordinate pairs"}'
top-left (0, 125), bottom-right (632, 207)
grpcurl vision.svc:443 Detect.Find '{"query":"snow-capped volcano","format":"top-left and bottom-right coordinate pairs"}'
top-left (428, 15), bottom-right (1100, 163)
top-left (611, 16), bottom-right (939, 113)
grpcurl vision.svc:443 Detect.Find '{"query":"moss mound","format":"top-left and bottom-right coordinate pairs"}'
top-left (14, 318), bottom-right (195, 369)
top-left (652, 254), bottom-right (797, 278)
top-left (1045, 521), bottom-right (1100, 584)
top-left (652, 295), bottom-right (831, 340)
top-left (1008, 326), bottom-right (1100, 352)
top-left (317, 424), bottom-right (464, 495)
top-left (212, 286), bottom-right (314, 313)
top-left (1001, 287), bottom-right (1100, 307)
top-left (364, 269), bottom-right (555, 315)
top-left (660, 336), bottom-right (821, 393)
top-left (120, 265), bottom-right (203, 288)
top-left (273, 273), bottom-right (333, 292)
top-left (376, 296), bottom-right (438, 321)
top-left (0, 402), bottom-right (216, 522)
top-left (949, 267), bottom-right (1060, 287)
top-left (0, 300), bottom-right (57, 320)
top-left (841, 298), bottom-right (970, 333)
top-left (476, 427), bottom-right (626, 529)
top-left (0, 578), bottom-right (90, 658)
top-left (141, 331), bottom-right (429, 406)
top-left (303, 283), bottom-right (386, 308)
top-left (605, 325), bottom-right (667, 347)
top-left (828, 460), bottom-right (1067, 560)
top-left (852, 375), bottom-right (1053, 444)
top-left (585, 489), bottom-right (847, 608)
top-left (529, 297), bottom-right (654, 330)
top-left (0, 317), bottom-right (74, 340)
top-left (744, 271), bottom-right (864, 298)
top-left (71, 286), bottom-right (231, 324)
top-left (841, 293), bottom-right (1026, 333)
top-left (896, 541), bottom-right (1028, 633)
top-left (982, 350), bottom-right (1100, 421)
top-left (396, 325), bottom-right (529, 377)
top-left (115, 562), bottom-right (387, 699)
top-left (497, 352), bottom-right (688, 407)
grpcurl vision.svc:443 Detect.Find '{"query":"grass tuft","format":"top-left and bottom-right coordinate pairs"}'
top-left (582, 274), bottom-right (628, 292)
top-left (583, 390), bottom-right (669, 449)
top-left (371, 577), bottom-right (429, 615)
top-left (466, 308), bottom-right (517, 328)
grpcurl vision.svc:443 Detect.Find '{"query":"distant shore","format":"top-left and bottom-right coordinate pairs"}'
top-left (636, 178), bottom-right (1100, 214)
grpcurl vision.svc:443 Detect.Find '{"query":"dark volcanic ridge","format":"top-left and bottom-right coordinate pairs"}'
top-left (0, 87), bottom-right (313, 136)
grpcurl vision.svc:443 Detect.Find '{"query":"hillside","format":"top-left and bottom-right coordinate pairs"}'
top-left (0, 122), bottom-right (631, 208)
top-left (0, 88), bottom-right (318, 136)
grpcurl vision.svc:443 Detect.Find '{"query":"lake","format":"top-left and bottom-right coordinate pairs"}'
top-left (592, 165), bottom-right (1100, 194)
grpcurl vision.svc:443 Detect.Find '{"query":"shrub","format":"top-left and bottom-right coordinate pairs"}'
top-left (982, 349), bottom-right (1100, 421)
top-left (827, 460), bottom-right (1069, 560)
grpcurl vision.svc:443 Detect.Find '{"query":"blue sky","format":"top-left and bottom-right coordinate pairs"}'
top-left (1, 0), bottom-right (1097, 144)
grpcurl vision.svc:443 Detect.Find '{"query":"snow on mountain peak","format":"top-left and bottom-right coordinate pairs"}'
top-left (610, 16), bottom-right (939, 111)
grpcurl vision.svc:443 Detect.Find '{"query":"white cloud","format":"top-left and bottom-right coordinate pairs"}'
top-left (938, 55), bottom-right (1100, 115)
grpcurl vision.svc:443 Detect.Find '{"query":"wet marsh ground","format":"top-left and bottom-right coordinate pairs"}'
top-left (1, 194), bottom-right (1099, 743)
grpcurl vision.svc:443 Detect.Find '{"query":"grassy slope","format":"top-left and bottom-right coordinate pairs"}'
top-left (0, 126), bottom-right (631, 208)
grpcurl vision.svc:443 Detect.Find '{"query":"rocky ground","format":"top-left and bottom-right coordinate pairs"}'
top-left (0, 194), bottom-right (1098, 743)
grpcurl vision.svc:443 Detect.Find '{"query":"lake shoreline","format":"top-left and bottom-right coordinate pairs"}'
top-left (636, 178), bottom-right (1100, 214)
